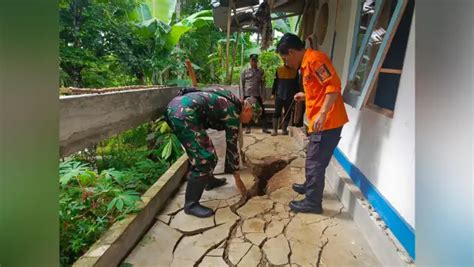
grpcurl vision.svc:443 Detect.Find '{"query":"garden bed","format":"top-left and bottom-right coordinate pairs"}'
top-left (60, 120), bottom-right (184, 266)
top-left (73, 154), bottom-right (188, 267)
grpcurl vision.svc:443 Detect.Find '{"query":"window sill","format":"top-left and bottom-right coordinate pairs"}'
top-left (365, 103), bottom-right (394, 118)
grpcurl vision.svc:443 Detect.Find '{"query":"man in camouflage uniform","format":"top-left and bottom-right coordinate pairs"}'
top-left (166, 86), bottom-right (260, 218)
top-left (240, 54), bottom-right (270, 134)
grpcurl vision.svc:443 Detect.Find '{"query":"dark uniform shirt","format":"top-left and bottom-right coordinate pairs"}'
top-left (271, 65), bottom-right (300, 100)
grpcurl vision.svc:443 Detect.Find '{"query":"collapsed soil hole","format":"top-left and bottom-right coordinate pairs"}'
top-left (246, 156), bottom-right (296, 197)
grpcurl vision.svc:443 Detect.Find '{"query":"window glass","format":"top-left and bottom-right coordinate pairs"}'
top-left (343, 0), bottom-right (408, 110)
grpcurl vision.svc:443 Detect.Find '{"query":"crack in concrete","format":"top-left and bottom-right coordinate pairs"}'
top-left (282, 214), bottom-right (296, 235)
top-left (171, 234), bottom-right (185, 261)
top-left (257, 236), bottom-right (269, 250)
top-left (242, 135), bottom-right (265, 154)
top-left (286, 237), bottom-right (293, 266)
top-left (172, 235), bottom-right (185, 255)
top-left (235, 243), bottom-right (253, 266)
top-left (166, 207), bottom-right (184, 218)
top-left (193, 238), bottom-right (228, 267)
top-left (307, 206), bottom-right (345, 226)
top-left (320, 219), bottom-right (339, 240)
top-left (314, 212), bottom-right (343, 267)
top-left (157, 216), bottom-right (171, 225)
top-left (316, 237), bottom-right (329, 267)
top-left (222, 221), bottom-right (243, 267)
top-left (166, 134), bottom-right (349, 266)
top-left (175, 223), bottom-right (222, 236)
top-left (259, 252), bottom-right (269, 266)
top-left (126, 131), bottom-right (383, 267)
top-left (282, 214), bottom-right (296, 266)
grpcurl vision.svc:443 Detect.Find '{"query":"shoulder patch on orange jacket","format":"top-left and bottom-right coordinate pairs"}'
top-left (315, 64), bottom-right (332, 84)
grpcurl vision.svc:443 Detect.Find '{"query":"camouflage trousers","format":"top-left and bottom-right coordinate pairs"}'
top-left (166, 114), bottom-right (217, 181)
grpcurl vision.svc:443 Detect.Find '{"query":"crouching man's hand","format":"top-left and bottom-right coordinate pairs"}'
top-left (233, 171), bottom-right (247, 196)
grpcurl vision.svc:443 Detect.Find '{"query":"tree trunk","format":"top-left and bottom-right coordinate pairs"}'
top-left (225, 1), bottom-right (232, 84)
top-left (229, 31), bottom-right (240, 85)
top-left (136, 72), bottom-right (146, 85)
top-left (175, 0), bottom-right (181, 20)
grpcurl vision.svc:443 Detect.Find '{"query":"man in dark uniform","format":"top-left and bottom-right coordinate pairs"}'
top-left (240, 54), bottom-right (270, 134)
top-left (166, 86), bottom-right (261, 218)
top-left (271, 64), bottom-right (300, 135)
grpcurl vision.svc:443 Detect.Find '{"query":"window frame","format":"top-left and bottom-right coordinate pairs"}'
top-left (343, 0), bottom-right (408, 112)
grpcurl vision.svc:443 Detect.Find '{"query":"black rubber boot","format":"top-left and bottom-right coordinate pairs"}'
top-left (245, 124), bottom-right (251, 134)
top-left (261, 117), bottom-right (270, 134)
top-left (184, 179), bottom-right (214, 218)
top-left (205, 176), bottom-right (227, 191)
top-left (282, 119), bottom-right (289, 135)
top-left (292, 183), bottom-right (306, 194)
top-left (271, 118), bottom-right (278, 136)
top-left (289, 198), bottom-right (323, 214)
top-left (224, 163), bottom-right (235, 174)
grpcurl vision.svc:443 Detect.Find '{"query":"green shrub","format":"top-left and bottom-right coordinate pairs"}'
top-left (59, 119), bottom-right (183, 266)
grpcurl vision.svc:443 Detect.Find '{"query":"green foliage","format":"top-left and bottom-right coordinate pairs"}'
top-left (164, 10), bottom-right (213, 49)
top-left (180, 0), bottom-right (212, 17)
top-left (150, 118), bottom-right (183, 162)
top-left (259, 50), bottom-right (283, 88)
top-left (138, 0), bottom-right (177, 24)
top-left (59, 0), bottom-right (145, 87)
top-left (60, 119), bottom-right (183, 266)
top-left (273, 18), bottom-right (292, 34)
top-left (60, 0), bottom-right (213, 88)
top-left (59, 160), bottom-right (144, 266)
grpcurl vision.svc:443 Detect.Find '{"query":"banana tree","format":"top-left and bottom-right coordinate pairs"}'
top-left (129, 0), bottom-right (213, 84)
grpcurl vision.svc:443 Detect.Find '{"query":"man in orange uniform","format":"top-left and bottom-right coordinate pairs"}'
top-left (276, 33), bottom-right (349, 213)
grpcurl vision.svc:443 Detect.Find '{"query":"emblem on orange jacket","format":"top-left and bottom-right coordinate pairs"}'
top-left (315, 64), bottom-right (331, 83)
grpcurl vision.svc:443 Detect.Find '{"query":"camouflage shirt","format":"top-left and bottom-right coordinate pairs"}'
top-left (166, 87), bottom-right (242, 172)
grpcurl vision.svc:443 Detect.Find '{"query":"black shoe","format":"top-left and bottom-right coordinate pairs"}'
top-left (184, 179), bottom-right (215, 218)
top-left (245, 128), bottom-right (251, 134)
top-left (205, 176), bottom-right (227, 191)
top-left (292, 183), bottom-right (306, 194)
top-left (289, 199), bottom-right (303, 206)
top-left (262, 128), bottom-right (270, 134)
top-left (184, 203), bottom-right (214, 217)
top-left (289, 199), bottom-right (323, 214)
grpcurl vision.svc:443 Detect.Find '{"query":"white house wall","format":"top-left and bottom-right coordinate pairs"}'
top-left (323, 2), bottom-right (415, 228)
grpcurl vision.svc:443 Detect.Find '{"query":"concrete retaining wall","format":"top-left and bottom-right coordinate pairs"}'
top-left (60, 87), bottom-right (180, 157)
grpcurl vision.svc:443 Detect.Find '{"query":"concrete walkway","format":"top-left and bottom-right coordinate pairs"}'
top-left (123, 132), bottom-right (381, 267)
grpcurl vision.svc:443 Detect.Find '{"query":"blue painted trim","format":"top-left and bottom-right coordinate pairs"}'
top-left (333, 148), bottom-right (415, 259)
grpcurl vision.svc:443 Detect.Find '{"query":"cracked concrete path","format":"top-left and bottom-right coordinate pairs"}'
top-left (123, 132), bottom-right (381, 267)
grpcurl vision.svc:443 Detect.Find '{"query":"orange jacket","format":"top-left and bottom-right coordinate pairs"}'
top-left (300, 49), bottom-right (348, 132)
